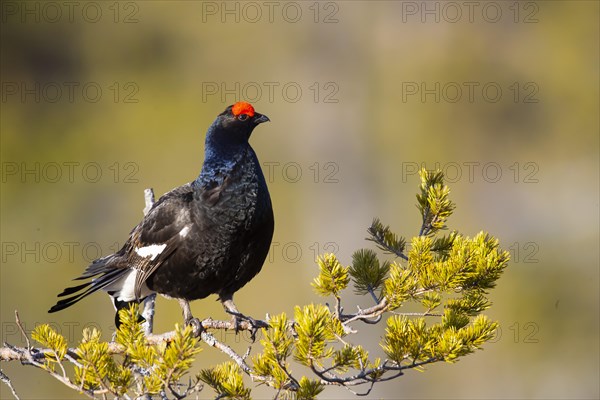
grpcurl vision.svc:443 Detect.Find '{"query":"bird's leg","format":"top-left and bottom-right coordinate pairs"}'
top-left (220, 295), bottom-right (264, 341)
top-left (178, 298), bottom-right (202, 337)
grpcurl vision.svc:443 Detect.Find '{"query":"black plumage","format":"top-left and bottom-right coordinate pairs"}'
top-left (49, 102), bottom-right (274, 329)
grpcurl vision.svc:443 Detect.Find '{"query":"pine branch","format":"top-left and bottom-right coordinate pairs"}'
top-left (0, 313), bottom-right (269, 399)
top-left (366, 219), bottom-right (408, 260)
top-left (1, 169), bottom-right (508, 399)
top-left (0, 316), bottom-right (266, 361)
top-left (0, 318), bottom-right (100, 399)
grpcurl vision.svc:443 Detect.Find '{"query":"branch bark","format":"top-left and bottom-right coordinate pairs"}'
top-left (0, 369), bottom-right (20, 400)
top-left (141, 188), bottom-right (157, 336)
top-left (0, 316), bottom-right (267, 363)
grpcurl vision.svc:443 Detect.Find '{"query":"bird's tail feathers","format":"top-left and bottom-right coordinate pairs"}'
top-left (48, 255), bottom-right (128, 313)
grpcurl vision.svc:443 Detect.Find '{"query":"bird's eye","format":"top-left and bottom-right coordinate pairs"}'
top-left (237, 114), bottom-right (249, 121)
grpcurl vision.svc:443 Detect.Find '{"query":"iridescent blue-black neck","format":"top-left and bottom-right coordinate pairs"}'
top-left (195, 119), bottom-right (251, 188)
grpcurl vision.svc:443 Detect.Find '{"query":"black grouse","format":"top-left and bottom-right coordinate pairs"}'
top-left (49, 102), bottom-right (274, 330)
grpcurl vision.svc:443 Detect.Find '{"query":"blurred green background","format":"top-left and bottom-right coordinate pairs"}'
top-left (1, 1), bottom-right (598, 399)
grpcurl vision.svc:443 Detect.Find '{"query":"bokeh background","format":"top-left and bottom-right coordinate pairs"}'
top-left (1, 1), bottom-right (598, 399)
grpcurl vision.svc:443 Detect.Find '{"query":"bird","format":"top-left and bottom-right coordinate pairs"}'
top-left (48, 102), bottom-right (274, 333)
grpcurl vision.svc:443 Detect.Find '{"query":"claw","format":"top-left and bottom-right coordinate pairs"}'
top-left (226, 310), bottom-right (263, 341)
top-left (185, 317), bottom-right (203, 337)
top-left (178, 299), bottom-right (202, 337)
top-left (220, 296), bottom-right (267, 341)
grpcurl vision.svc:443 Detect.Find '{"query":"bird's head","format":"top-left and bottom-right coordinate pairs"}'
top-left (208, 102), bottom-right (270, 146)
top-left (200, 102), bottom-right (270, 184)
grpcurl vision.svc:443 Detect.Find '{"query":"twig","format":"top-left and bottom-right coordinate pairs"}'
top-left (199, 331), bottom-right (251, 375)
top-left (197, 329), bottom-right (282, 390)
top-left (14, 311), bottom-right (30, 349)
top-left (0, 369), bottom-right (20, 400)
top-left (339, 298), bottom-right (388, 325)
top-left (419, 205), bottom-right (431, 237)
top-left (392, 311), bottom-right (442, 317)
top-left (277, 359), bottom-right (300, 391)
top-left (141, 294), bottom-right (156, 336)
top-left (367, 287), bottom-right (380, 305)
top-left (143, 188), bottom-right (155, 216)
top-left (310, 359), bottom-right (404, 388)
top-left (368, 236), bottom-right (409, 261)
top-left (334, 296), bottom-right (342, 320)
top-left (141, 188), bottom-right (157, 336)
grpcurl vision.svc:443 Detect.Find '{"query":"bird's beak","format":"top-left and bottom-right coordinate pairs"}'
top-left (254, 113), bottom-right (270, 124)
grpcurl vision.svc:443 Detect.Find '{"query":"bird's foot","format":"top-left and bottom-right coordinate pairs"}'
top-left (178, 299), bottom-right (202, 336)
top-left (184, 317), bottom-right (203, 337)
top-left (221, 297), bottom-right (267, 341)
top-left (226, 311), bottom-right (267, 342)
